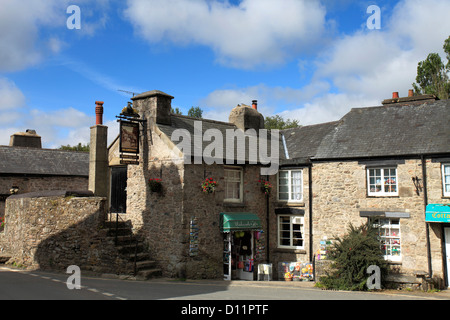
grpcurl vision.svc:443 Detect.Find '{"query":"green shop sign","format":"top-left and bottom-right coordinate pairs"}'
top-left (425, 204), bottom-right (450, 223)
top-left (220, 212), bottom-right (262, 232)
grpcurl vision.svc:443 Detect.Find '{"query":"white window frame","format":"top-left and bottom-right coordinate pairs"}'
top-left (442, 164), bottom-right (450, 197)
top-left (277, 169), bottom-right (303, 202)
top-left (224, 167), bottom-right (243, 203)
top-left (367, 167), bottom-right (398, 196)
top-left (373, 218), bottom-right (402, 262)
top-left (277, 215), bottom-right (304, 250)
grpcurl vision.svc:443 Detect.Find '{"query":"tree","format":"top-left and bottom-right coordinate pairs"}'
top-left (171, 107), bottom-right (183, 115)
top-left (318, 223), bottom-right (389, 291)
top-left (264, 115), bottom-right (300, 130)
top-left (187, 106), bottom-right (203, 119)
top-left (412, 36), bottom-right (450, 100)
top-left (59, 143), bottom-right (90, 152)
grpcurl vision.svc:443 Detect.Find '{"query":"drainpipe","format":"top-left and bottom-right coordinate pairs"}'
top-left (308, 161), bottom-right (313, 261)
top-left (421, 155), bottom-right (432, 278)
top-left (266, 176), bottom-right (270, 263)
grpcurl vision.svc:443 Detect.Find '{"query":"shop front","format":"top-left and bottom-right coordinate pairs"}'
top-left (425, 204), bottom-right (450, 288)
top-left (220, 212), bottom-right (264, 281)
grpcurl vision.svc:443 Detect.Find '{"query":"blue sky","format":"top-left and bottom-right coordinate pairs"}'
top-left (1, 0), bottom-right (449, 148)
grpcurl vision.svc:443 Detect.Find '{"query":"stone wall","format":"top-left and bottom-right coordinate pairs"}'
top-left (0, 175), bottom-right (88, 218)
top-left (0, 191), bottom-right (130, 274)
top-left (310, 158), bottom-right (449, 283)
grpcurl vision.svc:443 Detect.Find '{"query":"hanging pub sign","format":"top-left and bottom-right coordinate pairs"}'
top-left (119, 120), bottom-right (140, 165)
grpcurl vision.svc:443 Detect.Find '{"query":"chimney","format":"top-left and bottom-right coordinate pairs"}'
top-left (382, 90), bottom-right (438, 106)
top-left (131, 90), bottom-right (174, 126)
top-left (252, 100), bottom-right (258, 110)
top-left (9, 129), bottom-right (42, 148)
top-left (89, 101), bottom-right (108, 197)
top-left (229, 102), bottom-right (264, 131)
top-left (95, 101), bottom-right (104, 125)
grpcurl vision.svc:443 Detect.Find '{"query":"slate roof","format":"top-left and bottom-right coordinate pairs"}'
top-left (0, 146), bottom-right (89, 176)
top-left (157, 114), bottom-right (285, 163)
top-left (282, 99), bottom-right (450, 161)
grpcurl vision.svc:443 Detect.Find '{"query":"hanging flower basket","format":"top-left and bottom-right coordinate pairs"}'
top-left (259, 179), bottom-right (272, 195)
top-left (148, 178), bottom-right (163, 193)
top-left (201, 177), bottom-right (217, 194)
top-left (0, 216), bottom-right (5, 231)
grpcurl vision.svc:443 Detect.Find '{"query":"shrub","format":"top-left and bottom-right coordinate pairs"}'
top-left (318, 222), bottom-right (389, 291)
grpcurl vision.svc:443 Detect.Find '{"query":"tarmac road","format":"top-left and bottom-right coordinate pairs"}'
top-left (1, 266), bottom-right (449, 303)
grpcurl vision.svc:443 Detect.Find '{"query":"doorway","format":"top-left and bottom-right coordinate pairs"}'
top-left (110, 166), bottom-right (127, 213)
top-left (445, 227), bottom-right (450, 288)
top-left (223, 231), bottom-right (254, 281)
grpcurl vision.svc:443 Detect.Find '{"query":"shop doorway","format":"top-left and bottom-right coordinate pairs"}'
top-left (224, 231), bottom-right (254, 281)
top-left (445, 227), bottom-right (450, 288)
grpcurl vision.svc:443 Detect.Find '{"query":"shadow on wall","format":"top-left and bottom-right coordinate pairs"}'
top-left (4, 190), bottom-right (129, 274)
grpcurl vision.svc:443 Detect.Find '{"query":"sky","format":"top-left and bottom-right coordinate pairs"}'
top-left (0, 0), bottom-right (449, 148)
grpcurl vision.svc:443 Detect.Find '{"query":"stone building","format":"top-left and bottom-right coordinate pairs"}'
top-left (0, 130), bottom-right (89, 225)
top-left (108, 91), bottom-right (280, 279)
top-left (277, 93), bottom-right (450, 287)
top-left (108, 89), bottom-right (450, 287)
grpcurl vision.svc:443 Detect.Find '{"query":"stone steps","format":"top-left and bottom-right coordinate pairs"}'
top-left (106, 218), bottom-right (161, 279)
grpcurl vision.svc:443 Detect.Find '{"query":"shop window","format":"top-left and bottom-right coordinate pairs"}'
top-left (442, 164), bottom-right (450, 197)
top-left (224, 167), bottom-right (243, 203)
top-left (373, 218), bottom-right (401, 262)
top-left (278, 169), bottom-right (303, 202)
top-left (367, 167), bottom-right (398, 196)
top-left (277, 215), bottom-right (304, 249)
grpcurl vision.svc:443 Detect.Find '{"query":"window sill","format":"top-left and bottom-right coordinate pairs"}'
top-left (276, 201), bottom-right (305, 207)
top-left (275, 248), bottom-right (307, 254)
top-left (367, 195), bottom-right (399, 198)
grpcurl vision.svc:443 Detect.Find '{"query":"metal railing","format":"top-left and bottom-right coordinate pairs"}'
top-left (108, 213), bottom-right (139, 276)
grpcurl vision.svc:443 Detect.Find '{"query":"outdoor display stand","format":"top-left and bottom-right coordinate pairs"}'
top-left (278, 262), bottom-right (314, 281)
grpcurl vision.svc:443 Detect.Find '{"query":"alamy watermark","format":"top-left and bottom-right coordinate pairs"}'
top-left (67, 5), bottom-right (81, 30)
top-left (66, 265), bottom-right (81, 290)
top-left (367, 5), bottom-right (381, 30)
top-left (366, 265), bottom-right (381, 290)
top-left (170, 122), bottom-right (280, 175)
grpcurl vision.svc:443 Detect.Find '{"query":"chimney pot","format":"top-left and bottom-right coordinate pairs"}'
top-left (95, 101), bottom-right (104, 125)
top-left (408, 89), bottom-right (414, 97)
top-left (392, 92), bottom-right (399, 99)
top-left (252, 100), bottom-right (257, 110)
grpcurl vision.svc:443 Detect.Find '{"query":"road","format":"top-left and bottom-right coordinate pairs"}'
top-left (1, 266), bottom-right (449, 306)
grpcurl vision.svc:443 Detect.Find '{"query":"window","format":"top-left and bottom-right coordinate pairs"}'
top-left (278, 170), bottom-right (303, 202)
top-left (373, 218), bottom-right (401, 262)
top-left (442, 164), bottom-right (450, 197)
top-left (224, 167), bottom-right (243, 202)
top-left (367, 167), bottom-right (398, 196)
top-left (278, 215), bottom-right (304, 249)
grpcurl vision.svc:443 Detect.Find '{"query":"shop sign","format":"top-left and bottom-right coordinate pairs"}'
top-left (426, 204), bottom-right (450, 223)
top-left (220, 212), bottom-right (262, 232)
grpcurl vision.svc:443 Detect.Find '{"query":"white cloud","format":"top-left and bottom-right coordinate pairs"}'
top-left (124, 0), bottom-right (327, 68)
top-left (0, 78), bottom-right (26, 111)
top-left (0, 0), bottom-right (112, 72)
top-left (200, 0), bottom-right (450, 126)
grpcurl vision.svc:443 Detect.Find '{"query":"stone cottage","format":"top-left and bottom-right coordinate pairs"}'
top-left (108, 90), bottom-right (282, 280)
top-left (0, 130), bottom-right (89, 227)
top-left (277, 92), bottom-right (450, 288)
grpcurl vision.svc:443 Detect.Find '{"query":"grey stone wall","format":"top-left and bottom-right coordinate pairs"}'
top-left (0, 192), bottom-right (130, 274)
top-left (310, 159), bottom-right (449, 283)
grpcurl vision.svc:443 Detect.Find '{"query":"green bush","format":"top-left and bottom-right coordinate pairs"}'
top-left (319, 223), bottom-right (388, 291)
